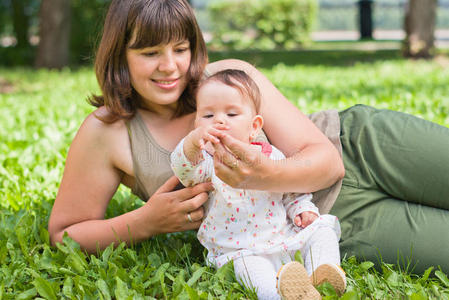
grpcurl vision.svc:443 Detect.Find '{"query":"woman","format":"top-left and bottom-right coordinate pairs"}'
top-left (48, 0), bottom-right (449, 274)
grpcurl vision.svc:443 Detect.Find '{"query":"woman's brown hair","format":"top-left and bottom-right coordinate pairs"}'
top-left (89, 0), bottom-right (208, 122)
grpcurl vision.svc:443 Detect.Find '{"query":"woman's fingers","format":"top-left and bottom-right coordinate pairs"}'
top-left (177, 190), bottom-right (207, 230)
top-left (217, 133), bottom-right (249, 161)
top-left (141, 177), bottom-right (211, 234)
top-left (175, 181), bottom-right (213, 202)
top-left (183, 220), bottom-right (203, 230)
top-left (187, 206), bottom-right (205, 223)
top-left (213, 140), bottom-right (240, 168)
top-left (179, 190), bottom-right (209, 213)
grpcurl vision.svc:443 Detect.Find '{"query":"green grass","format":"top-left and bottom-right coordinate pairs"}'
top-left (1, 54), bottom-right (449, 299)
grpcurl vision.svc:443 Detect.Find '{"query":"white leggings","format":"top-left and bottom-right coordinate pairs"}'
top-left (233, 227), bottom-right (340, 300)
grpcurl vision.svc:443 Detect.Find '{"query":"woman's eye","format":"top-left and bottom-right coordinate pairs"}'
top-left (142, 51), bottom-right (157, 57)
top-left (175, 47), bottom-right (189, 53)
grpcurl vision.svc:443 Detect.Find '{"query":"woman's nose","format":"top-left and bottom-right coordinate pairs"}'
top-left (158, 51), bottom-right (176, 72)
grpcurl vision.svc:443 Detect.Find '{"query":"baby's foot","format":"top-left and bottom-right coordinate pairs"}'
top-left (311, 264), bottom-right (346, 296)
top-left (276, 261), bottom-right (321, 300)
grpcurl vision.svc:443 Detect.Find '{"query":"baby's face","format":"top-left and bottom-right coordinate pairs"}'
top-left (195, 80), bottom-right (261, 143)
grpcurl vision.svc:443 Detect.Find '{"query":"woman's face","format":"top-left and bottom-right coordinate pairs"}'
top-left (126, 40), bottom-right (191, 112)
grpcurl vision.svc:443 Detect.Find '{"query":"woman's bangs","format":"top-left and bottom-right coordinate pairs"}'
top-left (128, 1), bottom-right (193, 49)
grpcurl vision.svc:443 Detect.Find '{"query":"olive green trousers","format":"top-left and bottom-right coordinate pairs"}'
top-left (330, 105), bottom-right (449, 274)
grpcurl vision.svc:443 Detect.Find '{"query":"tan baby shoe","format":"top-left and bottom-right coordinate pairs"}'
top-left (276, 261), bottom-right (321, 300)
top-left (311, 263), bottom-right (346, 296)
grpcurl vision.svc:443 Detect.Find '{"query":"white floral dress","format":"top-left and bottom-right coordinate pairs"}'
top-left (170, 139), bottom-right (341, 268)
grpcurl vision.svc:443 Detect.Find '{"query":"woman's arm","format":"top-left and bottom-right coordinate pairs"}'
top-left (206, 59), bottom-right (345, 193)
top-left (49, 109), bottom-right (211, 254)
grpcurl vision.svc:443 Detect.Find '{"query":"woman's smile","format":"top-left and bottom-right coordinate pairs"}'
top-left (152, 78), bottom-right (180, 90)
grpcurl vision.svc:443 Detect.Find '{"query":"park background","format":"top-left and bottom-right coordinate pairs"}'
top-left (1, 0), bottom-right (449, 299)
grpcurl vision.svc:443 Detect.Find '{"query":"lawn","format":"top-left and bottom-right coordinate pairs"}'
top-left (1, 52), bottom-right (449, 299)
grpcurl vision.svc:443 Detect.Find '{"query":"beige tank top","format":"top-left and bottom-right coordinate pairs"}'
top-left (125, 71), bottom-right (343, 214)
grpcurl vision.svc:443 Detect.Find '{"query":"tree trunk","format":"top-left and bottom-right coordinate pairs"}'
top-left (11, 0), bottom-right (30, 48)
top-left (35, 0), bottom-right (71, 69)
top-left (403, 0), bottom-right (437, 58)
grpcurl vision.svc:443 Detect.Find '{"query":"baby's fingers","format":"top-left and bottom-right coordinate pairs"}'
top-left (204, 127), bottom-right (228, 143)
top-left (300, 212), bottom-right (318, 227)
top-left (199, 138), bottom-right (205, 149)
top-left (202, 132), bottom-right (220, 144)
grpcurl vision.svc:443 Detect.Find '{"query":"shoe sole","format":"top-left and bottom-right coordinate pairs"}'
top-left (277, 261), bottom-right (321, 300)
top-left (311, 264), bottom-right (346, 296)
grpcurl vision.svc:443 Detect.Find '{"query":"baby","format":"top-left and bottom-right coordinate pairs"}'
top-left (171, 69), bottom-right (345, 299)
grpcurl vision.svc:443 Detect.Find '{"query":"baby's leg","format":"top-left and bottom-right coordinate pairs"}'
top-left (233, 255), bottom-right (281, 300)
top-left (302, 226), bottom-right (346, 295)
top-left (303, 226), bottom-right (341, 275)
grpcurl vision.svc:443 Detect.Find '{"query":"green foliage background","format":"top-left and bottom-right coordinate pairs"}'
top-left (208, 0), bottom-right (317, 50)
top-left (1, 55), bottom-right (449, 298)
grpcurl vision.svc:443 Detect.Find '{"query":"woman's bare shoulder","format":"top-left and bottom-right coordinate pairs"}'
top-left (76, 106), bottom-right (132, 175)
top-left (76, 107), bottom-right (128, 149)
top-left (81, 107), bottom-right (126, 131)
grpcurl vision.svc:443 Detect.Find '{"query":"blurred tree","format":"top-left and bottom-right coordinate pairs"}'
top-left (0, 0), bottom-right (39, 66)
top-left (70, 0), bottom-right (110, 65)
top-left (403, 0), bottom-right (437, 58)
top-left (35, 0), bottom-right (71, 68)
top-left (358, 0), bottom-right (373, 39)
top-left (11, 0), bottom-right (30, 48)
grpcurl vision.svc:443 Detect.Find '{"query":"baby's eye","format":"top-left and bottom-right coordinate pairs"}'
top-left (203, 114), bottom-right (213, 118)
top-left (227, 113), bottom-right (238, 117)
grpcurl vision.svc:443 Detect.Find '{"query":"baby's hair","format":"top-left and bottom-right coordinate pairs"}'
top-left (198, 69), bottom-right (261, 113)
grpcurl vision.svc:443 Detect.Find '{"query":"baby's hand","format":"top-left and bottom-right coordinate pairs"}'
top-left (188, 124), bottom-right (229, 149)
top-left (294, 211), bottom-right (318, 228)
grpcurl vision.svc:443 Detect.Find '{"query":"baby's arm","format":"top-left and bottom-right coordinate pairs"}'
top-left (283, 193), bottom-right (319, 228)
top-left (282, 193), bottom-right (319, 228)
top-left (171, 139), bottom-right (211, 187)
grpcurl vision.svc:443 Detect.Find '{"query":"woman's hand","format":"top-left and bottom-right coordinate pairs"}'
top-left (140, 176), bottom-right (214, 236)
top-left (211, 133), bottom-right (272, 190)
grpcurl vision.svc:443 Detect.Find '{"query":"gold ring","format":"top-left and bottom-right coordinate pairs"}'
top-left (187, 213), bottom-right (193, 223)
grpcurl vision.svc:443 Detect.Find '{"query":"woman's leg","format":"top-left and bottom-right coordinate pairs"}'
top-left (233, 255), bottom-right (281, 300)
top-left (334, 184), bottom-right (449, 273)
top-left (332, 105), bottom-right (449, 273)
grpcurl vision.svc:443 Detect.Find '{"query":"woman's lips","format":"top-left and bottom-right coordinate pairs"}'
top-left (152, 78), bottom-right (179, 90)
